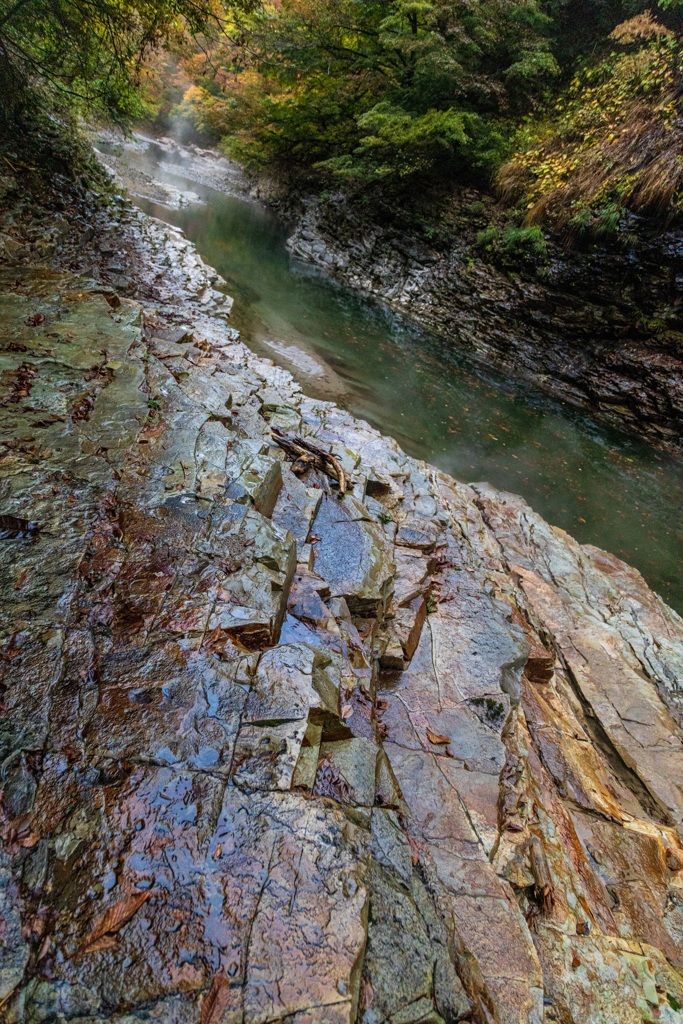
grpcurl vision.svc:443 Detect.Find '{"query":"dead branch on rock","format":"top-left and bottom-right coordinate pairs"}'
top-left (272, 427), bottom-right (347, 495)
top-left (529, 835), bottom-right (555, 915)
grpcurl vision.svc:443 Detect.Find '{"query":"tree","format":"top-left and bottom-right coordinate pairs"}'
top-left (0, 0), bottom-right (251, 126)
top-left (202, 0), bottom-right (560, 184)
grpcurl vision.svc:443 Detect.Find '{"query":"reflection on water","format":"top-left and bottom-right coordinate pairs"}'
top-left (115, 140), bottom-right (682, 612)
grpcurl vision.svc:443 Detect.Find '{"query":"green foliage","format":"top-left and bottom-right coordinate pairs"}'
top-left (322, 103), bottom-right (470, 181)
top-left (465, 200), bottom-right (487, 216)
top-left (6, 0), bottom-right (681, 239)
top-left (498, 17), bottom-right (683, 229)
top-left (172, 84), bottom-right (237, 142)
top-left (476, 224), bottom-right (548, 266)
top-left (470, 696), bottom-right (506, 727)
top-left (151, 0), bottom-right (683, 211)
top-left (567, 204), bottom-right (622, 238)
top-left (207, 0), bottom-right (560, 184)
top-left (0, 0), bottom-right (250, 129)
top-left (221, 71), bottom-right (367, 169)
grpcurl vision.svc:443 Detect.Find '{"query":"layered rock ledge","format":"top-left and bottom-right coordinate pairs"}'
top-left (1, 210), bottom-right (683, 1024)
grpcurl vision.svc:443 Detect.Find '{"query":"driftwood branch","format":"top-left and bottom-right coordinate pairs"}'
top-left (272, 428), bottom-right (347, 496)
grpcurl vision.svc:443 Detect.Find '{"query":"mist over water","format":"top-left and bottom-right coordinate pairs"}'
top-left (114, 139), bottom-right (683, 613)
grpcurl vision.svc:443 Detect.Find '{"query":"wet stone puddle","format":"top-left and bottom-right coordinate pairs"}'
top-left (111, 139), bottom-right (682, 614)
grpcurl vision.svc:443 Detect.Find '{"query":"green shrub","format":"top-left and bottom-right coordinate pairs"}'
top-left (476, 224), bottom-right (548, 267)
top-left (497, 15), bottom-right (683, 230)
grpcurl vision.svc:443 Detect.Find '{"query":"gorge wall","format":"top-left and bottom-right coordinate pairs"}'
top-left (285, 190), bottom-right (683, 453)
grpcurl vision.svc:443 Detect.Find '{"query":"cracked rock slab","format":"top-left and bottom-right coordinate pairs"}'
top-left (3, 223), bottom-right (683, 1024)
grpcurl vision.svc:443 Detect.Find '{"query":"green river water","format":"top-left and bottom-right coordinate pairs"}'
top-left (119, 140), bottom-right (682, 613)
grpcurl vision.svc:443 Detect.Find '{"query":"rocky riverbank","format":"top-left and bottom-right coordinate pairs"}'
top-left (95, 130), bottom-right (252, 209)
top-left (1, 174), bottom-right (683, 1024)
top-left (285, 189), bottom-right (683, 452)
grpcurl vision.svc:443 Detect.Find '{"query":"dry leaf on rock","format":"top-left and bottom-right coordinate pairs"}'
top-left (426, 727), bottom-right (450, 745)
top-left (79, 889), bottom-right (152, 955)
top-left (83, 935), bottom-right (118, 955)
top-left (201, 971), bottom-right (231, 1024)
top-left (313, 756), bottom-right (352, 803)
top-left (16, 829), bottom-right (40, 847)
top-left (34, 413), bottom-right (65, 427)
top-left (341, 703), bottom-right (353, 719)
top-left (360, 978), bottom-right (375, 1010)
top-left (13, 568), bottom-right (29, 590)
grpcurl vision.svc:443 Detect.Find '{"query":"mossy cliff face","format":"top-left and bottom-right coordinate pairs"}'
top-left (286, 189), bottom-right (683, 452)
top-left (1, 201), bottom-right (683, 1024)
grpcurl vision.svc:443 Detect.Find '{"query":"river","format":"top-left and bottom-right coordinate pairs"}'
top-left (104, 137), bottom-right (683, 613)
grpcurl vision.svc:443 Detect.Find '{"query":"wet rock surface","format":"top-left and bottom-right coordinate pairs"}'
top-left (287, 193), bottom-right (683, 452)
top-left (1, 197), bottom-right (683, 1024)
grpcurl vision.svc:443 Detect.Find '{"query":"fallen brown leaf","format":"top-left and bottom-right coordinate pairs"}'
top-left (201, 971), bottom-right (231, 1024)
top-left (360, 978), bottom-right (375, 1010)
top-left (26, 313), bottom-right (45, 326)
top-left (313, 756), bottom-right (352, 803)
top-left (341, 703), bottom-right (353, 719)
top-left (1, 634), bottom-right (21, 659)
top-left (426, 727), bottom-right (450, 745)
top-left (80, 889), bottom-right (152, 955)
top-left (83, 934), bottom-right (118, 955)
top-left (34, 413), bottom-right (65, 428)
top-left (13, 568), bottom-right (29, 590)
top-left (17, 829), bottom-right (40, 847)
